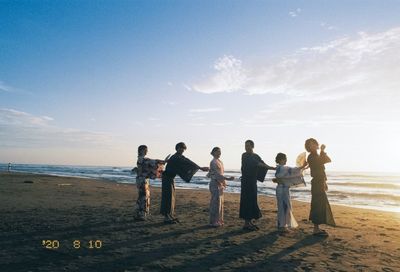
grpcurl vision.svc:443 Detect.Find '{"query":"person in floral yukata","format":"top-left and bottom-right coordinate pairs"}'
top-left (135, 145), bottom-right (168, 221)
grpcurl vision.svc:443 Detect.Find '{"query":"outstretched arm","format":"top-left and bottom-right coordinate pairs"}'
top-left (275, 166), bottom-right (303, 179)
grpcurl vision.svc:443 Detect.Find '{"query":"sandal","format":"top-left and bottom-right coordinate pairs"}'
top-left (243, 225), bottom-right (258, 231)
top-left (163, 219), bottom-right (177, 224)
top-left (313, 230), bottom-right (329, 236)
top-left (250, 221), bottom-right (259, 230)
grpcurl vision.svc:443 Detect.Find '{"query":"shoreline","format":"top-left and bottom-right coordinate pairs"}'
top-left (3, 170), bottom-right (399, 214)
top-left (1, 172), bottom-right (400, 271)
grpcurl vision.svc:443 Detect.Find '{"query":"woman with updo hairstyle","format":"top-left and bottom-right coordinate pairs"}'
top-left (207, 147), bottom-right (234, 227)
top-left (305, 138), bottom-right (336, 236)
top-left (134, 145), bottom-right (168, 221)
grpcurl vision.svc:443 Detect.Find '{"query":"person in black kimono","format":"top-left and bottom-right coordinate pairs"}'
top-left (160, 142), bottom-right (209, 224)
top-left (305, 138), bottom-right (336, 236)
top-left (240, 140), bottom-right (275, 230)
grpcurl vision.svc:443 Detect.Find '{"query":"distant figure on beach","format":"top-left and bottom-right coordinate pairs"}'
top-left (273, 153), bottom-right (308, 234)
top-left (207, 147), bottom-right (234, 228)
top-left (240, 140), bottom-right (275, 231)
top-left (305, 138), bottom-right (336, 236)
top-left (134, 145), bottom-right (168, 221)
top-left (8, 163), bottom-right (11, 172)
top-left (160, 142), bottom-right (209, 224)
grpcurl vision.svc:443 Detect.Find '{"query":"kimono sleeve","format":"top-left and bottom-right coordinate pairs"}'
top-left (275, 166), bottom-right (302, 179)
top-left (177, 156), bottom-right (200, 182)
top-left (256, 155), bottom-right (268, 182)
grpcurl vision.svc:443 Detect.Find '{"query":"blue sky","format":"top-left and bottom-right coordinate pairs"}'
top-left (1, 1), bottom-right (400, 172)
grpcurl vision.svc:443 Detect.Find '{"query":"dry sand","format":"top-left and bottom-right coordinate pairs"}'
top-left (1, 172), bottom-right (399, 271)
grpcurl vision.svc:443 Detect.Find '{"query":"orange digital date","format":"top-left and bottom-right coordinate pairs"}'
top-left (41, 240), bottom-right (102, 249)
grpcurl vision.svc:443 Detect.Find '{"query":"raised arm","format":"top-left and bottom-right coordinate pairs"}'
top-left (320, 144), bottom-right (331, 164)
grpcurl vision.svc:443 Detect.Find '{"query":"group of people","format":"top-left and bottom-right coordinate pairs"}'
top-left (133, 138), bottom-right (335, 236)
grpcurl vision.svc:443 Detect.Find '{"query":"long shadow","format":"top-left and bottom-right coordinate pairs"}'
top-left (2, 222), bottom-right (213, 271)
top-left (231, 234), bottom-right (328, 271)
top-left (173, 231), bottom-right (280, 271)
top-left (0, 215), bottom-right (137, 247)
top-left (0, 210), bottom-right (179, 248)
top-left (79, 228), bottom-right (248, 271)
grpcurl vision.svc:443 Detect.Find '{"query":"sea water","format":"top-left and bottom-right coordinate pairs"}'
top-left (1, 163), bottom-right (399, 213)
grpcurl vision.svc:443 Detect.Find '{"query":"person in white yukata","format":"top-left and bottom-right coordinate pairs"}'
top-left (274, 153), bottom-right (308, 234)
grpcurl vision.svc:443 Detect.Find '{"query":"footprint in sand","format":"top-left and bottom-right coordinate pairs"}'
top-left (330, 252), bottom-right (342, 260)
top-left (355, 235), bottom-right (362, 239)
top-left (379, 233), bottom-right (388, 237)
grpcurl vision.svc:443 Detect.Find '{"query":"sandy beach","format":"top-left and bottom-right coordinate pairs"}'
top-left (1, 172), bottom-right (399, 272)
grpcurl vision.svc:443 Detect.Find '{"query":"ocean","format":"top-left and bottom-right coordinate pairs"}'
top-left (1, 163), bottom-right (399, 213)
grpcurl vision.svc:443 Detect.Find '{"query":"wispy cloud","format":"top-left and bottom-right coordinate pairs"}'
top-left (192, 55), bottom-right (246, 94)
top-left (0, 81), bottom-right (31, 94)
top-left (162, 101), bottom-right (178, 106)
top-left (189, 107), bottom-right (223, 113)
top-left (0, 81), bottom-right (15, 92)
top-left (190, 27), bottom-right (400, 103)
top-left (0, 108), bottom-right (115, 148)
top-left (189, 123), bottom-right (206, 127)
top-left (320, 22), bottom-right (338, 31)
top-left (240, 114), bottom-right (400, 128)
top-left (183, 83), bottom-right (192, 91)
top-left (212, 122), bottom-right (233, 126)
top-left (289, 8), bottom-right (302, 17)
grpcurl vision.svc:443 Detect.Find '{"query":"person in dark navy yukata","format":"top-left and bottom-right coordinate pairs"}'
top-left (160, 142), bottom-right (209, 224)
top-left (240, 140), bottom-right (275, 231)
top-left (305, 138), bottom-right (336, 236)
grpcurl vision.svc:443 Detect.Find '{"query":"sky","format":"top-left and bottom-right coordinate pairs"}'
top-left (1, 0), bottom-right (400, 172)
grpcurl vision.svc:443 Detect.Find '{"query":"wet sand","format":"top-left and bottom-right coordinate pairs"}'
top-left (1, 172), bottom-right (399, 271)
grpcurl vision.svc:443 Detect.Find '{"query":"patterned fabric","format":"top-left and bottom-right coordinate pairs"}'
top-left (137, 156), bottom-right (164, 179)
top-left (276, 184), bottom-right (298, 228)
top-left (209, 181), bottom-right (224, 226)
top-left (275, 165), bottom-right (302, 228)
top-left (275, 165), bottom-right (305, 187)
top-left (135, 177), bottom-right (150, 219)
top-left (135, 156), bottom-right (163, 219)
top-left (208, 158), bottom-right (225, 226)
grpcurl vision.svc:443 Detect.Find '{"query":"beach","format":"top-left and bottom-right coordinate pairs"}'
top-left (1, 172), bottom-right (399, 272)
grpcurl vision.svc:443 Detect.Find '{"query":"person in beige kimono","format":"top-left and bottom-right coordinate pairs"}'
top-left (208, 147), bottom-right (234, 227)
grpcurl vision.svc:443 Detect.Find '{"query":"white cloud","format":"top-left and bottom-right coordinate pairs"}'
top-left (162, 101), bottom-right (178, 106)
top-left (182, 83), bottom-right (192, 91)
top-left (190, 27), bottom-right (400, 103)
top-left (189, 107), bottom-right (223, 113)
top-left (0, 81), bottom-right (31, 94)
top-left (289, 8), bottom-right (302, 17)
top-left (189, 123), bottom-right (205, 127)
top-left (320, 22), bottom-right (338, 31)
top-left (192, 55), bottom-right (246, 94)
top-left (0, 81), bottom-right (12, 92)
top-left (212, 122), bottom-right (233, 126)
top-left (0, 108), bottom-right (115, 148)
